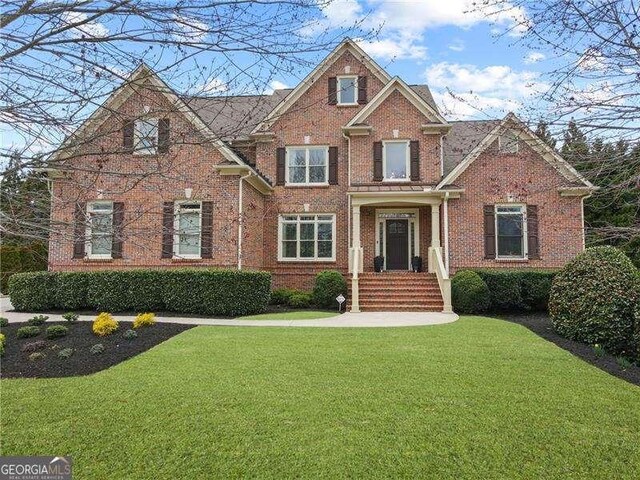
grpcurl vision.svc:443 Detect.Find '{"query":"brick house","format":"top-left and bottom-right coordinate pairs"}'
top-left (47, 39), bottom-right (595, 313)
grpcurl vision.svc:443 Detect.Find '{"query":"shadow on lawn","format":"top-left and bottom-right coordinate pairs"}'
top-left (503, 313), bottom-right (640, 387)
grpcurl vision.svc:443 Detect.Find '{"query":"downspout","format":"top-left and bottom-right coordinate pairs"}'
top-left (581, 193), bottom-right (592, 250)
top-left (237, 170), bottom-right (252, 270)
top-left (443, 191), bottom-right (450, 274)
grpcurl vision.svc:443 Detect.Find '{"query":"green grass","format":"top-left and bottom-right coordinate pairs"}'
top-left (2, 317), bottom-right (639, 479)
top-left (238, 310), bottom-right (339, 320)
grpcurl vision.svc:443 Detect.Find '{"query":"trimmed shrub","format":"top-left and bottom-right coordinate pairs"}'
top-left (0, 317), bottom-right (8, 327)
top-left (21, 340), bottom-right (47, 353)
top-left (123, 270), bottom-right (166, 312)
top-left (27, 315), bottom-right (49, 326)
top-left (312, 270), bottom-right (347, 309)
top-left (90, 343), bottom-right (105, 355)
top-left (8, 271), bottom-right (56, 311)
top-left (123, 329), bottom-right (138, 340)
top-left (57, 347), bottom-right (74, 359)
top-left (270, 288), bottom-right (296, 305)
top-left (162, 269), bottom-right (271, 316)
top-left (133, 312), bottom-right (155, 329)
top-left (28, 352), bottom-right (46, 361)
top-left (471, 269), bottom-right (556, 312)
top-left (451, 271), bottom-right (490, 314)
top-left (17, 326), bottom-right (41, 338)
top-left (55, 272), bottom-right (93, 311)
top-left (0, 242), bottom-right (47, 294)
top-left (289, 292), bottom-right (313, 309)
top-left (46, 325), bottom-right (68, 339)
top-left (92, 312), bottom-right (119, 336)
top-left (86, 271), bottom-right (130, 312)
top-left (549, 246), bottom-right (640, 357)
top-left (0, 333), bottom-right (5, 356)
top-left (62, 312), bottom-right (79, 322)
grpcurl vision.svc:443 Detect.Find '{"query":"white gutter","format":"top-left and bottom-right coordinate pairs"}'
top-left (581, 193), bottom-right (593, 251)
top-left (237, 171), bottom-right (252, 269)
top-left (443, 191), bottom-right (450, 274)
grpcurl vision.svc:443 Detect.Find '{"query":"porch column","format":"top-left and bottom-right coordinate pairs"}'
top-left (350, 204), bottom-right (362, 313)
top-left (428, 202), bottom-right (441, 273)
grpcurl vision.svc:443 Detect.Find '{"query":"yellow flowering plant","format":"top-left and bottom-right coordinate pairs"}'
top-left (133, 313), bottom-right (156, 329)
top-left (92, 312), bottom-right (119, 336)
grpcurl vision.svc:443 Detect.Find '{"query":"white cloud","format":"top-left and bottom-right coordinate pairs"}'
top-left (61, 11), bottom-right (109, 38)
top-left (173, 15), bottom-right (209, 42)
top-left (425, 62), bottom-right (548, 119)
top-left (265, 80), bottom-right (289, 94)
top-left (578, 48), bottom-right (606, 71)
top-left (199, 77), bottom-right (229, 94)
top-left (448, 39), bottom-right (465, 52)
top-left (524, 52), bottom-right (545, 64)
top-left (357, 36), bottom-right (427, 60)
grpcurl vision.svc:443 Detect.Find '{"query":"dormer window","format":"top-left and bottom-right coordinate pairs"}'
top-left (134, 118), bottom-right (159, 155)
top-left (337, 76), bottom-right (357, 105)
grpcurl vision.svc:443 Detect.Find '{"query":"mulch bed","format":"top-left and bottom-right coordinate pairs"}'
top-left (1, 321), bottom-right (194, 379)
top-left (503, 313), bottom-right (640, 387)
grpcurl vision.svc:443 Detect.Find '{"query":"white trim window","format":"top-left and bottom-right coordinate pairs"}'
top-left (495, 205), bottom-right (527, 259)
top-left (134, 118), bottom-right (158, 155)
top-left (174, 201), bottom-right (202, 258)
top-left (279, 214), bottom-right (335, 261)
top-left (86, 201), bottom-right (113, 258)
top-left (383, 140), bottom-right (410, 181)
top-left (286, 146), bottom-right (329, 185)
top-left (498, 130), bottom-right (519, 154)
top-left (337, 76), bottom-right (358, 105)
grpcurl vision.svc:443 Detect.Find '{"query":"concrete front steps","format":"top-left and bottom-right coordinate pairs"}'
top-left (348, 271), bottom-right (444, 312)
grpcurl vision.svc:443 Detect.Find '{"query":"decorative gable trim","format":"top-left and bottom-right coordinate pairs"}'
top-left (343, 77), bottom-right (449, 132)
top-left (436, 113), bottom-right (595, 191)
top-left (251, 38), bottom-right (391, 134)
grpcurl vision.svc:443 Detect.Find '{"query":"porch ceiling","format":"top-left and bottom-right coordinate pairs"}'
top-left (348, 188), bottom-right (445, 206)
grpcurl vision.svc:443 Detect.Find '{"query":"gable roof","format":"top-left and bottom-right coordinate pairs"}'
top-left (442, 120), bottom-right (501, 175)
top-left (49, 63), bottom-right (273, 191)
top-left (437, 113), bottom-right (595, 189)
top-left (251, 38), bottom-right (393, 134)
top-left (345, 76), bottom-right (448, 128)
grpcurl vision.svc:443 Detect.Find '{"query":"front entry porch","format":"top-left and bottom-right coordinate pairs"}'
top-left (348, 190), bottom-right (453, 313)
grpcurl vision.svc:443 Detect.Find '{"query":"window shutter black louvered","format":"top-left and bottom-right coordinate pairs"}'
top-left (357, 76), bottom-right (367, 104)
top-left (373, 142), bottom-right (383, 181)
top-left (484, 205), bottom-right (496, 259)
top-left (328, 147), bottom-right (338, 185)
top-left (328, 77), bottom-right (337, 105)
top-left (527, 205), bottom-right (540, 259)
top-left (276, 147), bottom-right (286, 185)
top-left (72, 202), bottom-right (86, 259)
top-left (111, 202), bottom-right (124, 259)
top-left (158, 118), bottom-right (170, 153)
top-left (123, 120), bottom-right (134, 152)
top-left (201, 201), bottom-right (214, 259)
top-left (410, 140), bottom-right (420, 181)
top-left (161, 201), bottom-right (174, 258)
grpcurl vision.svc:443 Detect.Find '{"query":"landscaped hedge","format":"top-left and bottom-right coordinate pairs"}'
top-left (451, 271), bottom-right (490, 314)
top-left (549, 246), bottom-right (640, 358)
top-left (312, 270), bottom-right (347, 309)
top-left (0, 243), bottom-right (47, 294)
top-left (470, 269), bottom-right (556, 312)
top-left (8, 269), bottom-right (271, 317)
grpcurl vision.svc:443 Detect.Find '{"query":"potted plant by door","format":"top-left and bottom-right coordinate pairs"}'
top-left (374, 256), bottom-right (384, 272)
top-left (411, 256), bottom-right (423, 272)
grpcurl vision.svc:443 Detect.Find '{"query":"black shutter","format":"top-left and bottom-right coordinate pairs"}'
top-left (373, 142), bottom-right (383, 181)
top-left (527, 205), bottom-right (540, 259)
top-left (357, 76), bottom-right (367, 104)
top-left (276, 147), bottom-right (286, 185)
top-left (111, 202), bottom-right (124, 259)
top-left (328, 77), bottom-right (337, 105)
top-left (410, 140), bottom-right (420, 181)
top-left (161, 201), bottom-right (174, 258)
top-left (328, 146), bottom-right (338, 185)
top-left (123, 120), bottom-right (134, 152)
top-left (484, 205), bottom-right (496, 259)
top-left (158, 118), bottom-right (170, 153)
top-left (72, 202), bottom-right (86, 259)
top-left (201, 201), bottom-right (214, 259)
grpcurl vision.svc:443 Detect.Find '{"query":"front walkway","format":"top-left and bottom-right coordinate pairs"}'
top-left (1, 297), bottom-right (457, 328)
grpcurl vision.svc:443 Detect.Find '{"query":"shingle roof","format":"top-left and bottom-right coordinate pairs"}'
top-left (184, 85), bottom-right (439, 141)
top-left (442, 120), bottom-right (501, 175)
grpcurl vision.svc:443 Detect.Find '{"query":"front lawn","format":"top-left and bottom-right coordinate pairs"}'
top-left (2, 317), bottom-right (639, 479)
